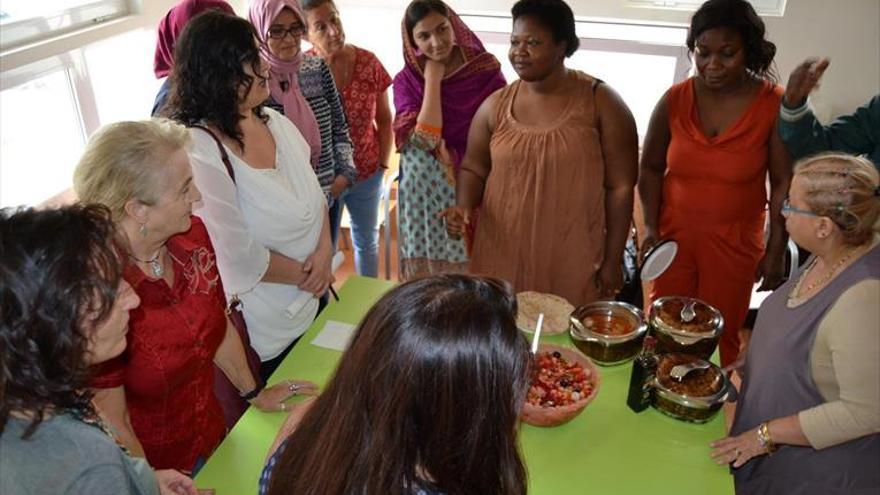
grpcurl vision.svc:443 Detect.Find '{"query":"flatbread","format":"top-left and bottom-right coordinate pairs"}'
top-left (516, 291), bottom-right (575, 335)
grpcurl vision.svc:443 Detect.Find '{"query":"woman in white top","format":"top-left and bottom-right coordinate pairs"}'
top-left (166, 10), bottom-right (332, 380)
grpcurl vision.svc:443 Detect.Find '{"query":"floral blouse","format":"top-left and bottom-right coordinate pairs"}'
top-left (308, 46), bottom-right (392, 181)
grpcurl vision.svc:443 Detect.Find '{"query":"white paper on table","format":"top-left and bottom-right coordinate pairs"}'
top-left (311, 320), bottom-right (357, 351)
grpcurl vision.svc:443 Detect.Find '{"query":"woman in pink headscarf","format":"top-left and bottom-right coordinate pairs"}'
top-left (152, 0), bottom-right (234, 116)
top-left (249, 0), bottom-right (358, 247)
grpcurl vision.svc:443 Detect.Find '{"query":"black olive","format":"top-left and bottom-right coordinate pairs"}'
top-left (559, 379), bottom-right (570, 387)
top-left (552, 351), bottom-right (561, 358)
top-left (574, 388), bottom-right (582, 393)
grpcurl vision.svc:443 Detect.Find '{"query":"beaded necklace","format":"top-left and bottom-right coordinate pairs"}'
top-left (789, 247), bottom-right (858, 302)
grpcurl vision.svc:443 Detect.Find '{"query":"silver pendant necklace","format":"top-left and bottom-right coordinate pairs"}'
top-left (130, 249), bottom-right (164, 278)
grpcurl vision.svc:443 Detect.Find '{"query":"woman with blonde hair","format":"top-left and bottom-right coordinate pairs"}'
top-left (711, 152), bottom-right (880, 494)
top-left (74, 119), bottom-right (315, 474)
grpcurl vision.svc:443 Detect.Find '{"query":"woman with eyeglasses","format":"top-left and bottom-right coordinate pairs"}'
top-left (710, 152), bottom-right (879, 494)
top-left (249, 0), bottom-right (358, 248)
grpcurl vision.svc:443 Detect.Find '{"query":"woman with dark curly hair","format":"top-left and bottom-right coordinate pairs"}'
top-left (0, 205), bottom-right (196, 495)
top-left (151, 0), bottom-right (234, 116)
top-left (443, 0), bottom-right (638, 306)
top-left (167, 10), bottom-right (331, 381)
top-left (259, 274), bottom-right (531, 495)
top-left (639, 0), bottom-right (792, 366)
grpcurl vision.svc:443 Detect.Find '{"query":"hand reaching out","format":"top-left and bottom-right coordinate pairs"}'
top-left (784, 58), bottom-right (830, 108)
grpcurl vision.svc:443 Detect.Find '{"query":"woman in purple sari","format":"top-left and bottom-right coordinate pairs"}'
top-left (392, 0), bottom-right (505, 281)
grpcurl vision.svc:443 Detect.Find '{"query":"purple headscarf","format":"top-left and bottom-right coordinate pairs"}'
top-left (392, 2), bottom-right (506, 171)
top-left (249, 0), bottom-right (322, 168)
top-left (154, 0), bottom-right (235, 78)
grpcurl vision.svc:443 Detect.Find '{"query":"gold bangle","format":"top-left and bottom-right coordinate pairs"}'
top-left (757, 422), bottom-right (776, 453)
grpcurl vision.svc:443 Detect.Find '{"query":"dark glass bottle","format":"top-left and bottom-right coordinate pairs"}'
top-left (627, 336), bottom-right (658, 413)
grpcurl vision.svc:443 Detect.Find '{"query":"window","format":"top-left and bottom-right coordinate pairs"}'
top-left (0, 27), bottom-right (159, 207)
top-left (626, 0), bottom-right (786, 16)
top-left (467, 15), bottom-right (689, 139)
top-left (0, 0), bottom-right (130, 50)
top-left (0, 67), bottom-right (86, 208)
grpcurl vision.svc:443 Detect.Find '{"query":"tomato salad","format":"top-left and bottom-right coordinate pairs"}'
top-left (527, 351), bottom-right (594, 407)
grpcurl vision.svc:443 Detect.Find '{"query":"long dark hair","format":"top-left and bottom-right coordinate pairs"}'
top-left (267, 275), bottom-right (531, 495)
top-left (403, 0), bottom-right (450, 48)
top-left (686, 0), bottom-right (777, 82)
top-left (0, 205), bottom-right (123, 438)
top-left (165, 10), bottom-right (268, 149)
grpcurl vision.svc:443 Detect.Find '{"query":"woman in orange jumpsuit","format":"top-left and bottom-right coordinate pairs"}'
top-left (639, 0), bottom-right (791, 367)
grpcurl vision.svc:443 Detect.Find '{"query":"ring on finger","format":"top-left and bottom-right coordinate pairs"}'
top-left (734, 448), bottom-right (741, 458)
top-left (287, 380), bottom-right (300, 393)
top-left (280, 402), bottom-right (287, 412)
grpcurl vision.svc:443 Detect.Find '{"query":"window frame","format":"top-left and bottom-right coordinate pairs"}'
top-left (626, 0), bottom-right (786, 17)
top-left (0, 0), bottom-right (131, 52)
top-left (461, 13), bottom-right (692, 82)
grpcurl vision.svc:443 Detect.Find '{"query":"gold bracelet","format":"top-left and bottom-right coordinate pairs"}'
top-left (757, 422), bottom-right (776, 453)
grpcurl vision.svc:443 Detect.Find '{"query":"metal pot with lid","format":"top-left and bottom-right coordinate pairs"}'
top-left (569, 301), bottom-right (648, 366)
top-left (648, 296), bottom-right (724, 360)
top-left (651, 353), bottom-right (737, 423)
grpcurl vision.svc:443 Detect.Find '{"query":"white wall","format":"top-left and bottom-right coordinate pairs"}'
top-left (336, 0), bottom-right (880, 120)
top-left (764, 0), bottom-right (880, 120)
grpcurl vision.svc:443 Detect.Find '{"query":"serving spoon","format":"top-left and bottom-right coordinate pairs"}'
top-left (670, 360), bottom-right (711, 382)
top-left (530, 313), bottom-right (545, 354)
top-left (680, 300), bottom-right (697, 323)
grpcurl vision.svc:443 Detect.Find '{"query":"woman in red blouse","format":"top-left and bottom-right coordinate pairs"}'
top-left (303, 0), bottom-right (394, 277)
top-left (73, 119), bottom-right (318, 473)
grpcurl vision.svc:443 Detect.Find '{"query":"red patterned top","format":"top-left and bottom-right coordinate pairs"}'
top-left (92, 216), bottom-right (227, 471)
top-left (310, 46), bottom-right (391, 181)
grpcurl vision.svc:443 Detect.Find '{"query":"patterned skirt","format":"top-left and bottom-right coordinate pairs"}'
top-left (396, 145), bottom-right (468, 281)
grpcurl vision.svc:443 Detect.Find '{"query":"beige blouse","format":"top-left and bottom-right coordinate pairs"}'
top-left (798, 278), bottom-right (880, 449)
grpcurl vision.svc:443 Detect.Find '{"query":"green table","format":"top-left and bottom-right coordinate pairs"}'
top-left (196, 276), bottom-right (734, 494)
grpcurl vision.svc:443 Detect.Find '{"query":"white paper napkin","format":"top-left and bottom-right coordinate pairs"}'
top-left (311, 320), bottom-right (357, 351)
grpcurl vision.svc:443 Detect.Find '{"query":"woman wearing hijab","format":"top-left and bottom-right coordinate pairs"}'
top-left (249, 0), bottom-right (358, 246)
top-left (152, 0), bottom-right (234, 116)
top-left (392, 0), bottom-right (506, 281)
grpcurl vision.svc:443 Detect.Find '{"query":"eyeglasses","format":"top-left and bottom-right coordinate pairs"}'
top-left (781, 198), bottom-right (819, 217)
top-left (267, 25), bottom-right (305, 40)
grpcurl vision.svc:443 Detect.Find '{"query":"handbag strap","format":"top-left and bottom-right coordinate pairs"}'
top-left (191, 124), bottom-right (236, 184)
top-left (190, 124), bottom-right (244, 312)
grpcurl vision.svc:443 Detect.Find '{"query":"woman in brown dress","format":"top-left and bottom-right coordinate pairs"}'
top-left (441, 0), bottom-right (638, 306)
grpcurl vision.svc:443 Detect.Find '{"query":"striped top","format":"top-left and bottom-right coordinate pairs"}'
top-left (267, 55), bottom-right (358, 204)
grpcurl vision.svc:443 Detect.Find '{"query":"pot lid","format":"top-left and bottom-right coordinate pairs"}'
top-left (641, 239), bottom-right (678, 281)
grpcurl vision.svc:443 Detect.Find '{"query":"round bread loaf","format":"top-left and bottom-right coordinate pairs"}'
top-left (516, 291), bottom-right (575, 335)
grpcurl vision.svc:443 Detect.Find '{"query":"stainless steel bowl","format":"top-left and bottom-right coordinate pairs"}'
top-left (651, 353), bottom-right (736, 423)
top-left (569, 301), bottom-right (648, 366)
top-left (649, 296), bottom-right (724, 360)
